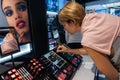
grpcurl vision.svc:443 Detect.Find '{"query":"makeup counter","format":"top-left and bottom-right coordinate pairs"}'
top-left (0, 50), bottom-right (96, 80)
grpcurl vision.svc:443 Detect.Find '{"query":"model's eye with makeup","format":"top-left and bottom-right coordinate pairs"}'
top-left (4, 9), bottom-right (13, 17)
top-left (18, 4), bottom-right (27, 11)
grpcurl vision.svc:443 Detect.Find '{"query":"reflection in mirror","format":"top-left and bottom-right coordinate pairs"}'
top-left (1, 0), bottom-right (31, 44)
top-left (0, 0), bottom-right (32, 63)
top-left (0, 27), bottom-right (20, 56)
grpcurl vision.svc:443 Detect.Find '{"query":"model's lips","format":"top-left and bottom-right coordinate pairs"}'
top-left (16, 20), bottom-right (25, 29)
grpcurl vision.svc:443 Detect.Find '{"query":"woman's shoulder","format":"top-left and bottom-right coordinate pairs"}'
top-left (85, 12), bottom-right (106, 19)
top-left (86, 12), bottom-right (119, 19)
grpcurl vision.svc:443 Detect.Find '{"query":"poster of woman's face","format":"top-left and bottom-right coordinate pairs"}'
top-left (0, 0), bottom-right (31, 56)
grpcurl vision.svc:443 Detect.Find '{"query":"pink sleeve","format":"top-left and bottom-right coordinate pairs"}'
top-left (81, 13), bottom-right (120, 55)
top-left (1, 33), bottom-right (19, 54)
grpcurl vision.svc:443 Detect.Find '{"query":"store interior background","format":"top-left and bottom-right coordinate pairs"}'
top-left (0, 0), bottom-right (120, 80)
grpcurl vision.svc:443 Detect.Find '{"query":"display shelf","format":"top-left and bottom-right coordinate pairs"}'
top-left (47, 11), bottom-right (58, 50)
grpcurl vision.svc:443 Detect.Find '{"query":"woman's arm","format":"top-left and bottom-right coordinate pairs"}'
top-left (57, 45), bottom-right (87, 55)
top-left (83, 46), bottom-right (119, 80)
top-left (68, 48), bottom-right (87, 55)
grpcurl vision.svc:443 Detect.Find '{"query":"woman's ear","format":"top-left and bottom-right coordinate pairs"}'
top-left (71, 19), bottom-right (77, 25)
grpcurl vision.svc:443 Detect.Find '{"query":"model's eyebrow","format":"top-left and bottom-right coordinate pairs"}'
top-left (3, 1), bottom-right (27, 11)
top-left (16, 1), bottom-right (27, 6)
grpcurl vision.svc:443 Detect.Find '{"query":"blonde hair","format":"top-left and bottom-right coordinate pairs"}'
top-left (58, 1), bottom-right (86, 26)
top-left (9, 28), bottom-right (16, 38)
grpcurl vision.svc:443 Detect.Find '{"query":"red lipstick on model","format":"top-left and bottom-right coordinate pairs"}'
top-left (16, 20), bottom-right (25, 29)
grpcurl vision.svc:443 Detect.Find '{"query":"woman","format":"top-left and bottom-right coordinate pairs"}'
top-left (1, 0), bottom-right (31, 54)
top-left (57, 1), bottom-right (120, 80)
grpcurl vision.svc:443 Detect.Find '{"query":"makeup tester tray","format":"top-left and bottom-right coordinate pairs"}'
top-left (41, 51), bottom-right (76, 80)
top-left (0, 51), bottom-right (77, 80)
top-left (0, 58), bottom-right (54, 80)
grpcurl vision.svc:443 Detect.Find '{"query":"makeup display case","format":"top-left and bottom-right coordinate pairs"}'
top-left (0, 51), bottom-right (80, 80)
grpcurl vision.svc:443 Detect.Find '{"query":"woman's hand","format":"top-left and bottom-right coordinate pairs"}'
top-left (57, 45), bottom-right (70, 53)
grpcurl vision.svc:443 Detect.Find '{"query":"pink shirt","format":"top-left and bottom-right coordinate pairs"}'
top-left (81, 13), bottom-right (120, 55)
